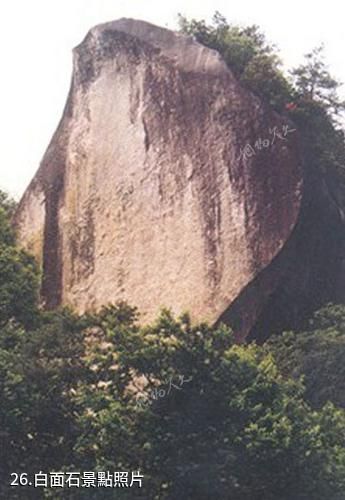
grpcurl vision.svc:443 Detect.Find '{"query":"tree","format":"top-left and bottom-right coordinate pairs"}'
top-left (178, 12), bottom-right (293, 111)
top-left (0, 245), bottom-right (40, 327)
top-left (0, 301), bottom-right (345, 499)
top-left (0, 190), bottom-right (16, 217)
top-left (291, 46), bottom-right (345, 118)
top-left (0, 190), bottom-right (16, 247)
top-left (0, 191), bottom-right (39, 328)
top-left (74, 308), bottom-right (345, 500)
top-left (266, 304), bottom-right (345, 409)
top-left (0, 310), bottom-right (91, 500)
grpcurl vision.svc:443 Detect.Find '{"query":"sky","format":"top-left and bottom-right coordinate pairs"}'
top-left (0, 0), bottom-right (344, 198)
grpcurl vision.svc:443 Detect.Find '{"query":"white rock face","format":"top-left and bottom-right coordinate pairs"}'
top-left (14, 19), bottom-right (303, 338)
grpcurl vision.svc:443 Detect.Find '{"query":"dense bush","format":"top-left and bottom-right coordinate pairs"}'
top-left (266, 304), bottom-right (345, 409)
top-left (1, 302), bottom-right (345, 499)
top-left (0, 191), bottom-right (39, 328)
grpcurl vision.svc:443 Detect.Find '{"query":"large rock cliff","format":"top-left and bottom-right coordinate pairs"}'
top-left (14, 19), bottom-right (303, 340)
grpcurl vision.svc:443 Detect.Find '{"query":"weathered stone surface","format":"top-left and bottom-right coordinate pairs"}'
top-left (14, 19), bottom-right (303, 339)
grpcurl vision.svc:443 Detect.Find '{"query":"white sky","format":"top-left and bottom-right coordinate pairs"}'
top-left (1, 0), bottom-right (344, 198)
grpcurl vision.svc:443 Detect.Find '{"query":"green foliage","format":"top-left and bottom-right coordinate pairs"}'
top-left (178, 12), bottom-right (293, 111)
top-left (0, 245), bottom-right (40, 327)
top-left (266, 304), bottom-right (345, 410)
top-left (291, 45), bottom-right (345, 118)
top-left (241, 52), bottom-right (292, 111)
top-left (178, 12), bottom-right (345, 180)
top-left (178, 13), bottom-right (345, 126)
top-left (0, 190), bottom-right (17, 218)
top-left (178, 12), bottom-right (345, 181)
top-left (73, 308), bottom-right (345, 499)
top-left (0, 302), bottom-right (345, 498)
top-left (0, 310), bottom-right (91, 499)
top-left (0, 190), bottom-right (40, 328)
top-left (288, 47), bottom-right (345, 212)
top-left (0, 190), bottom-right (16, 247)
top-left (0, 208), bottom-right (15, 247)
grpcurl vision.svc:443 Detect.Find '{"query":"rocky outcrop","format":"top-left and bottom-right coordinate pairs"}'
top-left (14, 19), bottom-right (303, 340)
